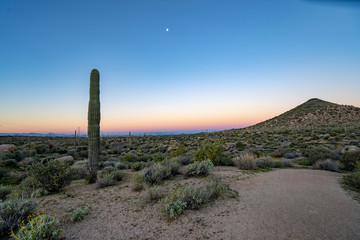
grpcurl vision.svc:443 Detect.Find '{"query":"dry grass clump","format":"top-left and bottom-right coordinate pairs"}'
top-left (233, 153), bottom-right (257, 170)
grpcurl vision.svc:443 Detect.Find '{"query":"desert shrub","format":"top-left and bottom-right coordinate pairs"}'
top-left (0, 168), bottom-right (8, 178)
top-left (343, 172), bottom-right (360, 190)
top-left (165, 200), bottom-right (187, 219)
top-left (233, 153), bottom-right (257, 170)
top-left (11, 213), bottom-right (63, 240)
top-left (122, 154), bottom-right (139, 163)
top-left (69, 166), bottom-right (88, 180)
top-left (97, 167), bottom-right (124, 189)
top-left (0, 185), bottom-right (11, 200)
top-left (132, 172), bottom-right (145, 191)
top-left (18, 176), bottom-right (43, 197)
top-left (273, 160), bottom-right (284, 168)
top-left (184, 160), bottom-right (214, 177)
top-left (314, 159), bottom-right (338, 171)
top-left (284, 152), bottom-right (297, 159)
top-left (34, 144), bottom-right (47, 154)
top-left (297, 158), bottom-right (312, 166)
top-left (235, 142), bottom-right (246, 151)
top-left (272, 148), bottom-right (286, 158)
top-left (24, 160), bottom-right (72, 193)
top-left (164, 177), bottom-right (227, 219)
top-left (0, 198), bottom-right (36, 237)
top-left (340, 151), bottom-right (360, 171)
top-left (255, 156), bottom-right (274, 168)
top-left (305, 147), bottom-right (340, 164)
top-left (171, 144), bottom-right (187, 157)
top-left (143, 164), bottom-right (171, 185)
top-left (1, 159), bottom-right (18, 168)
top-left (115, 161), bottom-right (130, 170)
top-left (178, 154), bottom-right (194, 165)
top-left (161, 158), bottom-right (180, 175)
top-left (195, 144), bottom-right (227, 165)
top-left (282, 159), bottom-right (294, 168)
top-left (131, 162), bottom-right (147, 171)
top-left (142, 186), bottom-right (165, 204)
top-left (69, 206), bottom-right (89, 222)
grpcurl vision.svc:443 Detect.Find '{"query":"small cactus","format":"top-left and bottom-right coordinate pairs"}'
top-left (88, 69), bottom-right (100, 183)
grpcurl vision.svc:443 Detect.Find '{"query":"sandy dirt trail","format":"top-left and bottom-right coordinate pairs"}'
top-left (56, 168), bottom-right (360, 240)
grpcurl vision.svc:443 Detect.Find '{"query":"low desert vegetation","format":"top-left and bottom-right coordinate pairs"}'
top-left (0, 98), bottom-right (360, 237)
top-left (343, 172), bottom-right (360, 191)
top-left (164, 176), bottom-right (228, 219)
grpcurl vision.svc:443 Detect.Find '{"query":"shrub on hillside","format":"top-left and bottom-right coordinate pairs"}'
top-left (233, 153), bottom-right (257, 170)
top-left (255, 156), bottom-right (274, 168)
top-left (161, 158), bottom-right (181, 175)
top-left (340, 151), bottom-right (360, 171)
top-left (343, 172), bottom-right (360, 190)
top-left (24, 160), bottom-right (72, 193)
top-left (184, 160), bottom-right (214, 177)
top-left (178, 154), bottom-right (194, 165)
top-left (195, 144), bottom-right (227, 165)
top-left (314, 159), bottom-right (338, 171)
top-left (305, 147), bottom-right (340, 164)
top-left (0, 185), bottom-right (11, 201)
top-left (0, 198), bottom-right (37, 237)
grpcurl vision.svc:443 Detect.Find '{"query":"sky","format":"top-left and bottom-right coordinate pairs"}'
top-left (0, 0), bottom-right (360, 134)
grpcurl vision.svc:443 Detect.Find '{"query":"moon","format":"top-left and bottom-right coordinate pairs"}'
top-left (166, 28), bottom-right (169, 32)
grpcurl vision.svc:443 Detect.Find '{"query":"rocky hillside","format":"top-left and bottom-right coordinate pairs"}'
top-left (249, 98), bottom-right (360, 130)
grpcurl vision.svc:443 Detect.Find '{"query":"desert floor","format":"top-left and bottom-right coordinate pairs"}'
top-left (37, 168), bottom-right (360, 240)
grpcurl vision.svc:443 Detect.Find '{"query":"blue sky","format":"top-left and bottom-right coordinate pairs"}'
top-left (0, 0), bottom-right (359, 133)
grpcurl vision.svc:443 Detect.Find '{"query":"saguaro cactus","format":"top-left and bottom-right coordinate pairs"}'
top-left (88, 69), bottom-right (100, 183)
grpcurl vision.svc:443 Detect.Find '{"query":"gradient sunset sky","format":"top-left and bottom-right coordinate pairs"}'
top-left (1, 0), bottom-right (359, 134)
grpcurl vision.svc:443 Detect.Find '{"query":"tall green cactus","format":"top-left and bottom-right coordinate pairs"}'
top-left (88, 69), bottom-right (100, 183)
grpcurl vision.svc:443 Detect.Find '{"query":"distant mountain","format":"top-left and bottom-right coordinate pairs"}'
top-left (249, 98), bottom-right (360, 130)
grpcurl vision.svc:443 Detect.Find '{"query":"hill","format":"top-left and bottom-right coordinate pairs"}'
top-left (249, 98), bottom-right (360, 130)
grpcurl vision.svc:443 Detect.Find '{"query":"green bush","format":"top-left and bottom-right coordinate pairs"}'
top-left (235, 142), bottom-right (246, 151)
top-left (165, 200), bottom-right (187, 219)
top-left (255, 156), bottom-right (274, 168)
top-left (143, 164), bottom-right (172, 185)
top-left (305, 147), bottom-right (340, 164)
top-left (69, 206), bottom-right (89, 222)
top-left (130, 162), bottom-right (147, 171)
top-left (142, 186), bottom-right (165, 204)
top-left (340, 151), bottom-right (360, 171)
top-left (132, 173), bottom-right (145, 191)
top-left (97, 167), bottom-right (124, 189)
top-left (25, 160), bottom-right (72, 193)
top-left (184, 160), bottom-right (214, 177)
top-left (11, 213), bottom-right (63, 240)
top-left (161, 158), bottom-right (180, 175)
top-left (0, 198), bottom-right (37, 237)
top-left (0, 168), bottom-right (8, 178)
top-left (164, 176), bottom-right (227, 219)
top-left (171, 144), bottom-right (188, 157)
top-left (1, 159), bottom-right (18, 168)
top-left (343, 172), bottom-right (360, 190)
top-left (195, 144), bottom-right (227, 165)
top-left (0, 185), bottom-right (11, 200)
top-left (273, 160), bottom-right (284, 168)
top-left (178, 154), bottom-right (194, 165)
